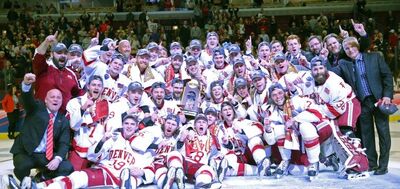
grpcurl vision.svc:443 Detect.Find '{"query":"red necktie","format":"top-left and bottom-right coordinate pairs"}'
top-left (46, 113), bottom-right (54, 160)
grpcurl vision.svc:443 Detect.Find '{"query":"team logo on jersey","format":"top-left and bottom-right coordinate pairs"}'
top-left (306, 76), bottom-right (313, 81)
top-left (104, 74), bottom-right (110, 80)
top-left (306, 82), bottom-right (311, 88)
top-left (324, 88), bottom-right (330, 94)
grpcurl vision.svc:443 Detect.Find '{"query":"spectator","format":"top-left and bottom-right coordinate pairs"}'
top-left (1, 84), bottom-right (20, 139)
top-left (7, 7), bottom-right (19, 22)
top-left (190, 21), bottom-right (202, 40)
top-left (179, 20), bottom-right (191, 47)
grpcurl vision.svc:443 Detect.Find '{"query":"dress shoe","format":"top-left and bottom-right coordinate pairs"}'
top-left (368, 166), bottom-right (378, 172)
top-left (374, 168), bottom-right (388, 175)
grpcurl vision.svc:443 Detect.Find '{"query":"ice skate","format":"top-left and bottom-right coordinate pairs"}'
top-left (275, 160), bottom-right (290, 179)
top-left (162, 167), bottom-right (176, 189)
top-left (257, 157), bottom-right (271, 177)
top-left (346, 171), bottom-right (370, 180)
top-left (216, 157), bottom-right (229, 182)
top-left (0, 175), bottom-right (20, 189)
top-left (120, 168), bottom-right (132, 189)
top-left (308, 162), bottom-right (319, 181)
top-left (195, 181), bottom-right (222, 189)
top-left (175, 167), bottom-right (185, 189)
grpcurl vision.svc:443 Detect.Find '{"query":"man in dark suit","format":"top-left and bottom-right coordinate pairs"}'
top-left (10, 73), bottom-right (73, 181)
top-left (333, 37), bottom-right (394, 175)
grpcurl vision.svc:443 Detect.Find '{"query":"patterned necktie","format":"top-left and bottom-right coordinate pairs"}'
top-left (46, 113), bottom-right (54, 160)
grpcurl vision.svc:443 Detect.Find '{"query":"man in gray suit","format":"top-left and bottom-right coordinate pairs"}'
top-left (333, 37), bottom-right (394, 175)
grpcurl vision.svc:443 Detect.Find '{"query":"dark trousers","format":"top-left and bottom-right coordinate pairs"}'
top-left (356, 96), bottom-right (391, 169)
top-left (7, 109), bottom-right (19, 136)
top-left (13, 152), bottom-right (73, 181)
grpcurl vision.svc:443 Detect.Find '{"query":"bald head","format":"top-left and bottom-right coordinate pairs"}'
top-left (45, 89), bottom-right (63, 113)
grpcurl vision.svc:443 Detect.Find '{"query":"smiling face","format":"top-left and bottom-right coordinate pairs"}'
top-left (108, 58), bottom-right (124, 77)
top-left (308, 38), bottom-right (322, 55)
top-left (236, 85), bottom-right (249, 98)
top-left (171, 56), bottom-right (183, 70)
top-left (270, 88), bottom-right (285, 106)
top-left (326, 37), bottom-right (341, 54)
top-left (87, 79), bottom-right (104, 100)
top-left (343, 40), bottom-right (360, 60)
top-left (118, 40), bottom-right (131, 58)
top-left (211, 85), bottom-right (223, 102)
top-left (195, 119), bottom-right (208, 136)
top-left (271, 42), bottom-right (283, 53)
top-left (253, 77), bottom-right (266, 93)
top-left (213, 54), bottom-right (225, 68)
top-left (163, 119), bottom-right (179, 137)
top-left (45, 89), bottom-right (63, 113)
top-left (311, 65), bottom-right (328, 85)
top-left (137, 54), bottom-right (150, 72)
top-left (122, 117), bottom-right (138, 139)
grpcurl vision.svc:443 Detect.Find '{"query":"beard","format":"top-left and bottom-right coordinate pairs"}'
top-left (53, 56), bottom-right (66, 69)
top-left (314, 72), bottom-right (328, 85)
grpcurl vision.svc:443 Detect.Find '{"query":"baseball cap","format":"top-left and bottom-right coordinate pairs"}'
top-left (204, 107), bottom-right (218, 116)
top-left (68, 44), bottom-right (83, 54)
top-left (147, 42), bottom-right (159, 50)
top-left (210, 80), bottom-right (224, 90)
top-left (128, 81), bottom-right (143, 91)
top-left (137, 49), bottom-right (150, 56)
top-left (207, 31), bottom-right (219, 39)
top-left (186, 56), bottom-right (197, 65)
top-left (170, 42), bottom-right (181, 49)
top-left (228, 44), bottom-right (241, 54)
top-left (151, 82), bottom-right (166, 90)
top-left (194, 113), bottom-right (208, 123)
top-left (310, 56), bottom-right (326, 68)
top-left (234, 77), bottom-right (248, 88)
top-left (51, 43), bottom-right (67, 52)
top-left (268, 82), bottom-right (285, 98)
top-left (190, 39), bottom-right (202, 49)
top-left (258, 41), bottom-right (270, 50)
top-left (166, 114), bottom-right (180, 125)
top-left (273, 52), bottom-right (286, 63)
top-left (233, 57), bottom-right (245, 66)
top-left (171, 53), bottom-right (184, 60)
top-left (251, 70), bottom-right (266, 80)
top-left (212, 47), bottom-right (225, 57)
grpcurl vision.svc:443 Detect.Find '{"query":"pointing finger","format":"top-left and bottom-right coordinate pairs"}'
top-left (96, 32), bottom-right (99, 39)
top-left (339, 25), bottom-right (343, 31)
top-left (54, 31), bottom-right (58, 38)
top-left (351, 19), bottom-right (355, 26)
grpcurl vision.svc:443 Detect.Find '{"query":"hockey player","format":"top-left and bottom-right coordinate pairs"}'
top-left (66, 75), bottom-right (108, 171)
top-left (290, 56), bottom-right (361, 136)
top-left (125, 49), bottom-right (164, 91)
top-left (199, 31), bottom-right (220, 69)
top-left (148, 82), bottom-right (185, 126)
top-left (107, 81), bottom-right (152, 131)
top-left (247, 70), bottom-right (271, 122)
top-left (101, 54), bottom-right (131, 102)
top-left (215, 102), bottom-right (270, 180)
top-left (263, 83), bottom-right (330, 180)
top-left (20, 115), bottom-right (155, 189)
top-left (176, 114), bottom-right (221, 188)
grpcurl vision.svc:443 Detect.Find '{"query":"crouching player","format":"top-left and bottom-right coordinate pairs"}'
top-left (20, 115), bottom-right (154, 189)
top-left (263, 83), bottom-right (331, 181)
top-left (214, 102), bottom-right (270, 181)
top-left (175, 114), bottom-right (221, 188)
